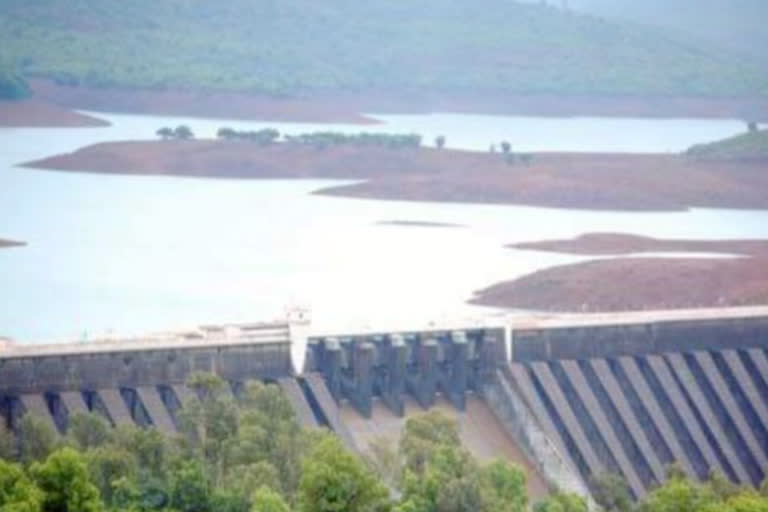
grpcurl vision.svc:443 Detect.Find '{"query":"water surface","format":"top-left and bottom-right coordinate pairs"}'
top-left (1, 111), bottom-right (766, 342)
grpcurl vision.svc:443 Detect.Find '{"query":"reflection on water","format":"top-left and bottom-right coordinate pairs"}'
top-left (1, 111), bottom-right (766, 341)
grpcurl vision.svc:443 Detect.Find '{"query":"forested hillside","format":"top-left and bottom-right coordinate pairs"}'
top-left (567, 0), bottom-right (768, 61)
top-left (0, 0), bottom-right (765, 97)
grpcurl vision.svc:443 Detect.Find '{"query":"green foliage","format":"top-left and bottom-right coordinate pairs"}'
top-left (686, 128), bottom-right (768, 159)
top-left (533, 491), bottom-right (588, 512)
top-left (435, 136), bottom-right (445, 150)
top-left (0, 69), bottom-right (29, 100)
top-left (478, 459), bottom-right (528, 512)
top-left (217, 128), bottom-right (280, 145)
top-left (2, 0), bottom-right (762, 97)
top-left (284, 132), bottom-right (421, 149)
top-left (17, 415), bottom-right (57, 465)
top-left (170, 459), bottom-right (211, 512)
top-left (591, 472), bottom-right (633, 512)
top-left (85, 445), bottom-right (137, 505)
top-left (0, 423), bottom-right (15, 461)
top-left (298, 433), bottom-right (389, 512)
top-left (30, 447), bottom-right (103, 512)
top-left (67, 412), bottom-right (111, 451)
top-left (251, 486), bottom-right (291, 512)
top-left (0, 459), bottom-right (44, 512)
top-left (400, 409), bottom-right (460, 474)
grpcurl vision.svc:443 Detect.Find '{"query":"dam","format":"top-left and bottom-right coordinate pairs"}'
top-left (2, 306), bottom-right (767, 501)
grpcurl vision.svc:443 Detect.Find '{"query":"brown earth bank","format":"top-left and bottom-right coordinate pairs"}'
top-left (30, 80), bottom-right (378, 125)
top-left (23, 140), bottom-right (768, 212)
top-left (0, 239), bottom-right (26, 249)
top-left (0, 100), bottom-right (109, 127)
top-left (31, 79), bottom-right (768, 122)
top-left (376, 220), bottom-right (465, 228)
top-left (471, 234), bottom-right (768, 312)
top-left (510, 233), bottom-right (768, 256)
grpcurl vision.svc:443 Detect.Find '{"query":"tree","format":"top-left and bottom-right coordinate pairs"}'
top-left (298, 434), bottom-right (389, 512)
top-left (218, 127), bottom-right (237, 140)
top-left (591, 472), bottom-right (632, 512)
top-left (156, 127), bottom-right (174, 140)
top-left (364, 436), bottom-right (400, 489)
top-left (638, 474), bottom-right (715, 512)
top-left (67, 412), bottom-right (111, 450)
top-left (85, 444), bottom-right (137, 505)
top-left (174, 125), bottom-right (194, 140)
top-left (170, 459), bottom-right (211, 512)
top-left (18, 414), bottom-right (56, 464)
top-left (500, 141), bottom-right (511, 154)
top-left (479, 459), bottom-right (528, 512)
top-left (400, 410), bottom-right (460, 474)
top-left (30, 447), bottom-right (103, 512)
top-left (435, 135), bottom-right (446, 149)
top-left (533, 491), bottom-right (588, 512)
top-left (0, 459), bottom-right (44, 511)
top-left (0, 422), bottom-right (15, 460)
top-left (748, 121), bottom-right (758, 133)
top-left (251, 485), bottom-right (291, 512)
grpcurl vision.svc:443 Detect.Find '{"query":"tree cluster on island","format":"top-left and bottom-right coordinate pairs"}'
top-left (156, 125), bottom-right (195, 140)
top-left (490, 141), bottom-right (534, 165)
top-left (283, 131), bottom-right (422, 149)
top-left (217, 127), bottom-right (280, 145)
top-left (3, 372), bottom-right (768, 512)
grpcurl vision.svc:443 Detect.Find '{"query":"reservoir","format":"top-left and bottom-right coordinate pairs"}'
top-left (2, 111), bottom-right (767, 341)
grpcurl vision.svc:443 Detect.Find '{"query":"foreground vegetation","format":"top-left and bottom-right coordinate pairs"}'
top-left (3, 372), bottom-right (768, 512)
top-left (686, 127), bottom-right (768, 159)
top-left (0, 0), bottom-right (765, 98)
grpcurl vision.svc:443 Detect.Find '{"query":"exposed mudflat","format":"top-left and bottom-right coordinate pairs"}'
top-left (31, 79), bottom-right (768, 121)
top-left (472, 234), bottom-right (768, 312)
top-left (0, 239), bottom-right (26, 249)
top-left (23, 140), bottom-right (768, 212)
top-left (375, 220), bottom-right (465, 228)
top-left (0, 100), bottom-right (109, 127)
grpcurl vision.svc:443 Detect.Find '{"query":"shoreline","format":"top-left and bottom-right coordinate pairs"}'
top-left (0, 100), bottom-right (110, 127)
top-left (31, 79), bottom-right (768, 123)
top-left (23, 139), bottom-right (768, 212)
top-left (472, 234), bottom-right (768, 312)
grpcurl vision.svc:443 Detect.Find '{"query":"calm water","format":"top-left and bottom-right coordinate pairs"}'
top-left (1, 111), bottom-right (767, 344)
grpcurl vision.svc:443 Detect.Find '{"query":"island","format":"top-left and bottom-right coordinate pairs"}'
top-left (23, 138), bottom-right (768, 212)
top-left (471, 234), bottom-right (768, 312)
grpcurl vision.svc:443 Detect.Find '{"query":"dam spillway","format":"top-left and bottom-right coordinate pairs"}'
top-left (2, 306), bottom-right (768, 502)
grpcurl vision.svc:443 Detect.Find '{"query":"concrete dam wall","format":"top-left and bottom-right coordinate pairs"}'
top-left (506, 308), bottom-right (768, 500)
top-left (2, 306), bottom-right (767, 503)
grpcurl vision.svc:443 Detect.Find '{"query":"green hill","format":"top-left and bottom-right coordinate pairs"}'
top-left (568, 0), bottom-right (768, 61)
top-left (686, 128), bottom-right (768, 159)
top-left (0, 0), bottom-right (766, 97)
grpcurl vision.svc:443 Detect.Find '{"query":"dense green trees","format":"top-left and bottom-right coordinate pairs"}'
top-left (284, 132), bottom-right (422, 149)
top-left (217, 128), bottom-right (280, 145)
top-left (0, 69), bottom-right (29, 100)
top-left (3, 373), bottom-right (768, 512)
top-left (156, 126), bottom-right (195, 140)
